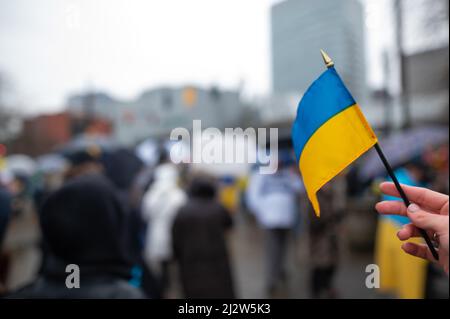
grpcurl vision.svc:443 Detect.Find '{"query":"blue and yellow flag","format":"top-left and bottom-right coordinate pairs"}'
top-left (292, 66), bottom-right (378, 216)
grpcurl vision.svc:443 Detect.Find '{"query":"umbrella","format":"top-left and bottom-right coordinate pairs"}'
top-left (190, 133), bottom-right (253, 178)
top-left (59, 134), bottom-right (117, 156)
top-left (36, 154), bottom-right (68, 173)
top-left (5, 154), bottom-right (36, 177)
top-left (359, 126), bottom-right (449, 181)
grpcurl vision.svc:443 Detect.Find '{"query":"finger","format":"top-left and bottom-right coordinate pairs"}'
top-left (375, 201), bottom-right (435, 217)
top-left (397, 224), bottom-right (423, 240)
top-left (401, 242), bottom-right (436, 263)
top-left (407, 204), bottom-right (449, 233)
top-left (376, 201), bottom-right (408, 216)
top-left (380, 182), bottom-right (449, 213)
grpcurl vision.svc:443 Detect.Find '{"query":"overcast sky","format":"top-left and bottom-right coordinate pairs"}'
top-left (0, 0), bottom-right (430, 114)
top-left (0, 0), bottom-right (281, 113)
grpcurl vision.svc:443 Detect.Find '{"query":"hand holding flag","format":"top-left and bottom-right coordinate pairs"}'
top-left (291, 50), bottom-right (439, 260)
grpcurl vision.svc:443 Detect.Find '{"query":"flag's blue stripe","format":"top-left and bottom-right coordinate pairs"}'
top-left (291, 67), bottom-right (356, 162)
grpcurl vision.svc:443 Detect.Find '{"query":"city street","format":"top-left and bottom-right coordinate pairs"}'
top-left (168, 211), bottom-right (380, 299)
top-left (229, 213), bottom-right (379, 299)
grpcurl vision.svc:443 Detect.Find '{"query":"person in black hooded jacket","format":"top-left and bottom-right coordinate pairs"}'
top-left (8, 173), bottom-right (145, 299)
top-left (172, 175), bottom-right (235, 299)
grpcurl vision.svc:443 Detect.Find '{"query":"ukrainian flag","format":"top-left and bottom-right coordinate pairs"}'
top-left (292, 66), bottom-right (378, 216)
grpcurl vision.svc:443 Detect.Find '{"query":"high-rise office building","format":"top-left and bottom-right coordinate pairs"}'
top-left (271, 0), bottom-right (367, 99)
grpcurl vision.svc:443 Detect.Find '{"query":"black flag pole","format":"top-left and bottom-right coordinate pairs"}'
top-left (320, 50), bottom-right (439, 261)
top-left (374, 143), bottom-right (439, 260)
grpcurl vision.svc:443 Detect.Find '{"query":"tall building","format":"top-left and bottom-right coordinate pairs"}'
top-left (271, 0), bottom-right (367, 100)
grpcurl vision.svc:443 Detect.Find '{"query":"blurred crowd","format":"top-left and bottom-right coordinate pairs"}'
top-left (0, 131), bottom-right (448, 299)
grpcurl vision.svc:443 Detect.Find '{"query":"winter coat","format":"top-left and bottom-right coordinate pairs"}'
top-left (0, 188), bottom-right (11, 247)
top-left (142, 163), bottom-right (186, 264)
top-left (247, 168), bottom-right (303, 229)
top-left (8, 174), bottom-right (145, 299)
top-left (172, 177), bottom-right (235, 298)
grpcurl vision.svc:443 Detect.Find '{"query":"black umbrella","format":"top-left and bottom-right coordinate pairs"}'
top-left (59, 135), bottom-right (117, 156)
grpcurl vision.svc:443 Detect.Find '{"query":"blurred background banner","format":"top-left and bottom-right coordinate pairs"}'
top-left (0, 0), bottom-right (448, 299)
top-left (359, 125), bottom-right (449, 181)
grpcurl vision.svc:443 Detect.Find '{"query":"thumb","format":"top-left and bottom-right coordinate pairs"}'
top-left (407, 204), bottom-right (447, 233)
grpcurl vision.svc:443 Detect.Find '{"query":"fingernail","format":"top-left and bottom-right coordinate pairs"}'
top-left (408, 204), bottom-right (420, 213)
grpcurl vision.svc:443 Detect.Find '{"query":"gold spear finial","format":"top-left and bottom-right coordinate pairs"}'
top-left (320, 49), bottom-right (334, 68)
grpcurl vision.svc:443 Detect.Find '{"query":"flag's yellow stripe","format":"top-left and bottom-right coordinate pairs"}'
top-left (299, 104), bottom-right (377, 216)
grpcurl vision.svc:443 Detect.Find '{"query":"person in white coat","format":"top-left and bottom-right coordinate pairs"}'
top-left (141, 158), bottom-right (186, 296)
top-left (246, 150), bottom-right (304, 296)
